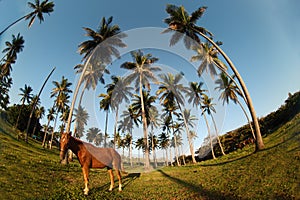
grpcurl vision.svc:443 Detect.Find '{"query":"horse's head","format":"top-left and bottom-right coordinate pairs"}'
top-left (60, 132), bottom-right (71, 162)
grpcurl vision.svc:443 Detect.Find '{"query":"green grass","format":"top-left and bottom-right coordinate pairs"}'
top-left (0, 114), bottom-right (299, 200)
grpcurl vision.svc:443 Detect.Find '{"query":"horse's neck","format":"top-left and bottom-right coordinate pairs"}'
top-left (69, 136), bottom-right (84, 156)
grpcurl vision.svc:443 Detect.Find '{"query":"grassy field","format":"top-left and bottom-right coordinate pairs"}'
top-left (0, 114), bottom-right (299, 200)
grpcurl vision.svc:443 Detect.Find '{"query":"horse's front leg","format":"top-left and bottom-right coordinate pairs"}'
top-left (108, 169), bottom-right (114, 191)
top-left (82, 166), bottom-right (89, 195)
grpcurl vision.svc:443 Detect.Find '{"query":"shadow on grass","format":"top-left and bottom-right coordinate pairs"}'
top-left (90, 172), bottom-right (141, 194)
top-left (157, 169), bottom-right (235, 200)
top-left (199, 153), bottom-right (254, 167)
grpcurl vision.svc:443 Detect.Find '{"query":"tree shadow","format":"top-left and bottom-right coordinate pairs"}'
top-left (262, 131), bottom-right (299, 152)
top-left (199, 153), bottom-right (254, 167)
top-left (157, 169), bottom-right (236, 199)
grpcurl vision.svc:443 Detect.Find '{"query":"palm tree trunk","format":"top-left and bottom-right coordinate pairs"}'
top-left (104, 110), bottom-right (109, 147)
top-left (50, 111), bottom-right (59, 149)
top-left (0, 15), bottom-right (29, 36)
top-left (113, 106), bottom-right (119, 149)
top-left (202, 112), bottom-right (216, 159)
top-left (211, 115), bottom-right (225, 155)
top-left (42, 117), bottom-right (51, 147)
top-left (15, 102), bottom-right (24, 129)
top-left (236, 99), bottom-right (256, 140)
top-left (176, 102), bottom-right (196, 163)
top-left (139, 75), bottom-right (150, 170)
top-left (26, 67), bottom-right (55, 143)
top-left (195, 29), bottom-right (264, 151)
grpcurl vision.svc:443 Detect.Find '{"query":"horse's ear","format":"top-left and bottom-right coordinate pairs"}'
top-left (68, 131), bottom-right (72, 136)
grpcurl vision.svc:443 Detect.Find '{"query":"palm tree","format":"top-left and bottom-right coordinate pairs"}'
top-left (106, 75), bottom-right (133, 149)
top-left (25, 67), bottom-right (55, 142)
top-left (156, 72), bottom-right (197, 163)
top-left (78, 16), bottom-right (127, 64)
top-left (1, 33), bottom-right (25, 64)
top-left (158, 131), bottom-right (170, 166)
top-left (202, 95), bottom-right (225, 156)
top-left (0, 0), bottom-right (55, 36)
top-left (99, 92), bottom-right (112, 147)
top-left (94, 131), bottom-right (104, 146)
top-left (215, 72), bottom-right (255, 140)
top-left (164, 4), bottom-right (264, 151)
top-left (50, 76), bottom-right (72, 149)
top-left (32, 105), bottom-right (44, 135)
top-left (42, 107), bottom-right (55, 147)
top-left (119, 105), bottom-right (139, 167)
top-left (191, 42), bottom-right (227, 79)
top-left (73, 105), bottom-right (89, 138)
top-left (121, 50), bottom-right (161, 170)
top-left (15, 84), bottom-right (33, 129)
top-left (86, 127), bottom-right (101, 143)
top-left (149, 107), bottom-right (160, 168)
top-left (66, 16), bottom-right (126, 134)
top-left (185, 81), bottom-right (216, 159)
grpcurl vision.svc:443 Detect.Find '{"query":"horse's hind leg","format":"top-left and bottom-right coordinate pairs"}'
top-left (82, 167), bottom-right (89, 195)
top-left (116, 170), bottom-right (122, 191)
top-left (108, 169), bottom-right (114, 191)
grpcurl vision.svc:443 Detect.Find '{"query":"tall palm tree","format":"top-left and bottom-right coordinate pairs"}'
top-left (72, 62), bottom-right (108, 136)
top-left (1, 33), bottom-right (25, 64)
top-left (0, 0), bottom-right (55, 36)
top-left (215, 72), bottom-right (255, 140)
top-left (25, 67), bottom-right (55, 142)
top-left (66, 16), bottom-right (126, 134)
top-left (158, 131), bottom-right (170, 166)
top-left (42, 107), bottom-right (55, 147)
top-left (99, 92), bottom-right (112, 147)
top-left (50, 76), bottom-right (72, 149)
top-left (73, 105), bottom-right (89, 138)
top-left (32, 105), bottom-right (44, 135)
top-left (15, 84), bottom-right (33, 129)
top-left (121, 50), bottom-right (161, 170)
top-left (163, 4), bottom-right (264, 151)
top-left (202, 95), bottom-right (225, 156)
top-left (119, 105), bottom-right (140, 167)
top-left (159, 95), bottom-right (181, 166)
top-left (149, 107), bottom-right (160, 168)
top-left (185, 81), bottom-right (216, 159)
top-left (106, 75), bottom-right (133, 149)
top-left (78, 16), bottom-right (127, 64)
top-left (156, 72), bottom-right (197, 163)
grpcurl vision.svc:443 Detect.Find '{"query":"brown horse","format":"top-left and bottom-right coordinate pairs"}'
top-left (60, 132), bottom-right (122, 195)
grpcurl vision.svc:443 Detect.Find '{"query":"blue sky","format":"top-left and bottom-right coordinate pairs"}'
top-left (1, 0), bottom-right (300, 151)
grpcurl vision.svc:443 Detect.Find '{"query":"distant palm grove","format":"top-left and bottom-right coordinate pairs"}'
top-left (1, 1), bottom-right (281, 170)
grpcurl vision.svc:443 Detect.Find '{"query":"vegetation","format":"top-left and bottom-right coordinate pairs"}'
top-left (0, 109), bottom-right (298, 199)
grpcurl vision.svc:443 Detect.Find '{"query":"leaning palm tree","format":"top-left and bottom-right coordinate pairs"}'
top-left (121, 50), bottom-right (161, 170)
top-left (66, 16), bottom-right (126, 134)
top-left (158, 131), bottom-right (170, 166)
top-left (163, 4), bottom-right (264, 151)
top-left (15, 84), bottom-right (33, 129)
top-left (202, 95), bottom-right (225, 156)
top-left (215, 72), bottom-right (255, 140)
top-left (0, 0), bottom-right (55, 36)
